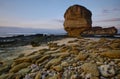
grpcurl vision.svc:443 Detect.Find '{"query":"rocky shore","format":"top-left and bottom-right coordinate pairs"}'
top-left (0, 37), bottom-right (120, 79)
top-left (0, 34), bottom-right (66, 48)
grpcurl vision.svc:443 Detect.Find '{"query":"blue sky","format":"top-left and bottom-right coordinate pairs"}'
top-left (0, 0), bottom-right (120, 30)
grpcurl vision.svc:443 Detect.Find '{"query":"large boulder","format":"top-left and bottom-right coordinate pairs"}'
top-left (64, 4), bottom-right (92, 37)
top-left (82, 26), bottom-right (118, 35)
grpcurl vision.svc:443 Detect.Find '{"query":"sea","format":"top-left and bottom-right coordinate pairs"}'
top-left (0, 28), bottom-right (120, 38)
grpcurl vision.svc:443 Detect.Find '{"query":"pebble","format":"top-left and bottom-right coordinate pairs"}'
top-left (61, 61), bottom-right (69, 67)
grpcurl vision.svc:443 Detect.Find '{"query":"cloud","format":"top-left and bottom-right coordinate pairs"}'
top-left (102, 9), bottom-right (110, 13)
top-left (112, 8), bottom-right (120, 11)
top-left (95, 18), bottom-right (120, 22)
top-left (0, 19), bottom-right (64, 29)
top-left (53, 19), bottom-right (64, 23)
top-left (102, 8), bottom-right (120, 14)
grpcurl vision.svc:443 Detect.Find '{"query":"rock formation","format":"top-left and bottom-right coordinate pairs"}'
top-left (82, 26), bottom-right (118, 35)
top-left (0, 38), bottom-right (120, 79)
top-left (64, 4), bottom-right (92, 37)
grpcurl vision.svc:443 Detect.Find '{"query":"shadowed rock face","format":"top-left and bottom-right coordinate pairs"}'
top-left (64, 5), bottom-right (92, 37)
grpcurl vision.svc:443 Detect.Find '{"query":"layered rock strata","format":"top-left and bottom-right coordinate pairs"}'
top-left (0, 38), bottom-right (120, 79)
top-left (82, 26), bottom-right (118, 35)
top-left (64, 5), bottom-right (92, 36)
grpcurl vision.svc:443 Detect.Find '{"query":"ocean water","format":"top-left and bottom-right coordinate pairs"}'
top-left (0, 27), bottom-right (119, 37)
top-left (0, 27), bottom-right (66, 37)
top-left (0, 33), bottom-right (38, 37)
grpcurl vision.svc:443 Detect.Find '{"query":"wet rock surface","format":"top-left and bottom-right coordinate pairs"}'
top-left (0, 37), bottom-right (120, 79)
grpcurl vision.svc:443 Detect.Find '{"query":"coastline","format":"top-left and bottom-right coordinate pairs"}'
top-left (0, 35), bottom-right (119, 61)
top-left (0, 36), bottom-right (120, 79)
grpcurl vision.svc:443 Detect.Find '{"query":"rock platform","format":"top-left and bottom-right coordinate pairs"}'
top-left (0, 37), bottom-right (120, 79)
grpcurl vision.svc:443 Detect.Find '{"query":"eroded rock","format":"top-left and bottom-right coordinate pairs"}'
top-left (82, 26), bottom-right (118, 35)
top-left (64, 4), bottom-right (92, 36)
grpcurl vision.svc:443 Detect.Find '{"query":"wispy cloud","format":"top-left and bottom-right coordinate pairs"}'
top-left (102, 8), bottom-right (120, 14)
top-left (112, 8), bottom-right (120, 11)
top-left (95, 18), bottom-right (120, 22)
top-left (53, 19), bottom-right (64, 23)
top-left (0, 19), bottom-right (64, 29)
top-left (102, 9), bottom-right (110, 13)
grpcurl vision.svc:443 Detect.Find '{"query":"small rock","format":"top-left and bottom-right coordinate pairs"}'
top-left (109, 61), bottom-right (115, 66)
top-left (74, 53), bottom-right (88, 61)
top-left (70, 74), bottom-right (77, 79)
top-left (85, 73), bottom-right (91, 79)
top-left (61, 61), bottom-right (69, 67)
top-left (100, 50), bottom-right (120, 59)
top-left (72, 63), bottom-right (77, 67)
top-left (91, 77), bottom-right (100, 79)
top-left (99, 65), bottom-right (115, 77)
top-left (96, 62), bottom-right (103, 66)
top-left (35, 71), bottom-right (41, 79)
top-left (49, 74), bottom-right (58, 79)
top-left (15, 74), bottom-right (22, 79)
top-left (29, 72), bottom-right (37, 78)
top-left (52, 65), bottom-right (63, 72)
top-left (18, 68), bottom-right (31, 75)
top-left (81, 62), bottom-right (99, 77)
top-left (118, 62), bottom-right (120, 67)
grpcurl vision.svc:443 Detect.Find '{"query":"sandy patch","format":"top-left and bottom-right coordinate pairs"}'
top-left (0, 45), bottom-right (48, 61)
top-left (53, 38), bottom-right (78, 45)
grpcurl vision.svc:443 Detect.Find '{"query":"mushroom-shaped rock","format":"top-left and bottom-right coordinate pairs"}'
top-left (64, 4), bottom-right (92, 37)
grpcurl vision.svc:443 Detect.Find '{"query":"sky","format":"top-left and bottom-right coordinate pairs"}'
top-left (0, 0), bottom-right (120, 32)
